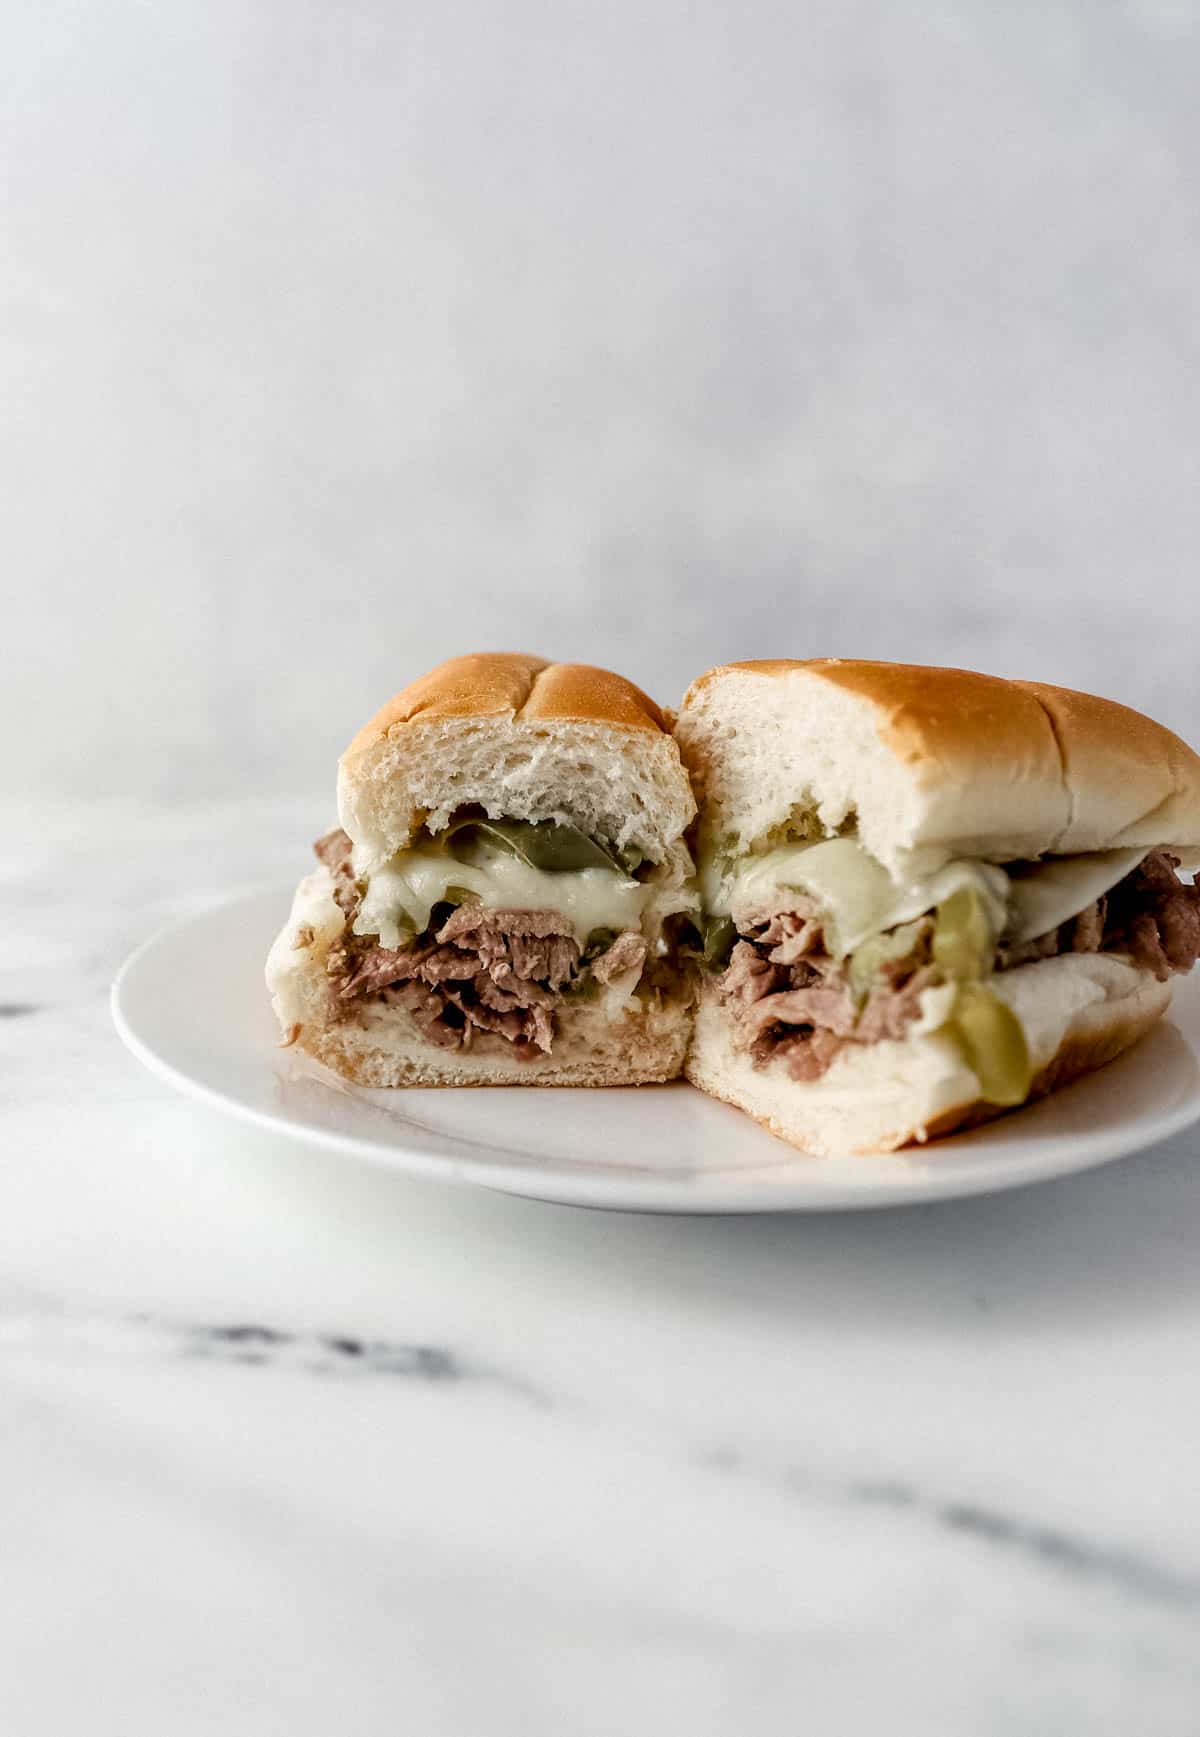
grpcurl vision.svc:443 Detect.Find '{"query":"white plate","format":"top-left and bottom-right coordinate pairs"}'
top-left (111, 888), bottom-right (1200, 1213)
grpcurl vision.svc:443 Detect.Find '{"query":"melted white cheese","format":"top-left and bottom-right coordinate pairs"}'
top-left (702, 837), bottom-right (1152, 955)
top-left (291, 871), bottom-right (345, 947)
top-left (352, 846), bottom-right (655, 948)
top-left (1004, 847), bottom-right (1148, 944)
top-left (703, 838), bottom-right (1009, 957)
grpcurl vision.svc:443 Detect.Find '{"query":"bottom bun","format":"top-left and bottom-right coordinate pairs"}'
top-left (281, 1008), bottom-right (686, 1089)
top-left (685, 953), bottom-right (1173, 1156)
top-left (267, 871), bottom-right (688, 1088)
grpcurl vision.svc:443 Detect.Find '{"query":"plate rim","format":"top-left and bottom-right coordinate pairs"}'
top-left (110, 887), bottom-right (1200, 1214)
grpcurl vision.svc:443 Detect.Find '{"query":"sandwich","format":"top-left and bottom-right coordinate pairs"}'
top-left (675, 659), bottom-right (1200, 1154)
top-left (267, 653), bottom-right (698, 1085)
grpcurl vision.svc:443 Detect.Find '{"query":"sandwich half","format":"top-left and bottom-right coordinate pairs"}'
top-left (268, 652), bottom-right (698, 1085)
top-left (675, 659), bottom-right (1200, 1155)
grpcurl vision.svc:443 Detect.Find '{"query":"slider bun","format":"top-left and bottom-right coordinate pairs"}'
top-left (266, 870), bottom-right (688, 1087)
top-left (339, 653), bottom-right (696, 872)
top-left (685, 952), bottom-right (1172, 1157)
top-left (676, 660), bottom-right (1200, 876)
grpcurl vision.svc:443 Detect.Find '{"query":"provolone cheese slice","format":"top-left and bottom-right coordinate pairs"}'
top-left (1004, 848), bottom-right (1148, 944)
top-left (353, 847), bottom-right (654, 947)
top-left (704, 838), bottom-right (1008, 958)
top-left (702, 838), bottom-right (1153, 956)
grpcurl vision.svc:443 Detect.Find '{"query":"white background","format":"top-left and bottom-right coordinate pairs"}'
top-left (5, 0), bottom-right (1200, 803)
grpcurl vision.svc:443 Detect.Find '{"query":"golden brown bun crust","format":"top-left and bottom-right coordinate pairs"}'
top-left (345, 653), bottom-right (666, 762)
top-left (1018, 679), bottom-right (1198, 771)
top-left (682, 658), bottom-right (1200, 851)
top-left (1014, 679), bottom-right (1200, 846)
top-left (812, 660), bottom-right (1062, 790)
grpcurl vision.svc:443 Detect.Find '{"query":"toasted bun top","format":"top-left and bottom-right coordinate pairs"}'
top-left (677, 658), bottom-right (1200, 873)
top-left (344, 652), bottom-right (666, 760)
top-left (338, 652), bottom-right (693, 870)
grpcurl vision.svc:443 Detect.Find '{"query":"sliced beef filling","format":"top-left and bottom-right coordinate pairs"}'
top-left (311, 829), bottom-right (647, 1060)
top-left (314, 827), bottom-right (360, 916)
top-left (996, 852), bottom-right (1200, 979)
top-left (721, 849), bottom-right (1200, 1084)
top-left (722, 907), bottom-right (937, 1084)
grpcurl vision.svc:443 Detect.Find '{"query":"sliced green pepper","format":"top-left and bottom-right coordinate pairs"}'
top-left (615, 840), bottom-right (647, 875)
top-left (932, 885), bottom-right (996, 983)
top-left (928, 887), bottom-right (1032, 1104)
top-left (951, 983), bottom-right (1033, 1106)
top-left (441, 885), bottom-right (478, 910)
top-left (701, 915), bottom-right (737, 967)
top-left (444, 817), bottom-right (638, 876)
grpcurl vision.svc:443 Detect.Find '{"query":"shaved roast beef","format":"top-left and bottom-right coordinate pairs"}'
top-left (589, 930), bottom-right (648, 984)
top-left (436, 904), bottom-right (581, 990)
top-left (995, 853), bottom-right (1200, 981)
top-left (725, 919), bottom-right (935, 1084)
top-left (719, 847), bottom-right (1200, 1084)
top-left (723, 941), bottom-right (787, 1007)
top-left (314, 827), bottom-right (359, 916)
top-left (311, 831), bottom-right (647, 1059)
top-left (1104, 851), bottom-right (1200, 980)
top-left (747, 901), bottom-right (825, 966)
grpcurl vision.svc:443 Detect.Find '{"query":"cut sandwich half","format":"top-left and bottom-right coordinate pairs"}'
top-left (675, 659), bottom-right (1200, 1155)
top-left (268, 652), bottom-right (698, 1085)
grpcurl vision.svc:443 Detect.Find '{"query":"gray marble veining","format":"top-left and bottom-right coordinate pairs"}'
top-left (4, 804), bottom-right (1200, 1732)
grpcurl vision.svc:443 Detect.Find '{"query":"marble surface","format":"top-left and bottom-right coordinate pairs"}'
top-left (2, 797), bottom-right (1199, 1733)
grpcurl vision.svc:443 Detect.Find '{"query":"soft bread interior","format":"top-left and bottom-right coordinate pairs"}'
top-left (339, 718), bottom-right (695, 873)
top-left (675, 661), bottom-right (1200, 879)
top-left (685, 953), bottom-right (1171, 1156)
top-left (266, 870), bottom-right (689, 1088)
top-left (676, 662), bottom-right (1066, 876)
top-left (280, 999), bottom-right (688, 1090)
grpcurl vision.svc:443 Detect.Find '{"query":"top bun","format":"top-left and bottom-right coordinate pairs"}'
top-left (338, 652), bottom-right (695, 870)
top-left (676, 659), bottom-right (1200, 876)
